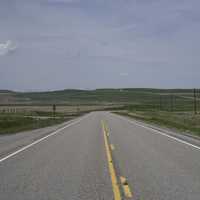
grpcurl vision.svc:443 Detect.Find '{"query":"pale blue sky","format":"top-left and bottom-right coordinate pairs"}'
top-left (0, 0), bottom-right (200, 91)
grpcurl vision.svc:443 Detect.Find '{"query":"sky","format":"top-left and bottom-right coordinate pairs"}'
top-left (0, 0), bottom-right (200, 91)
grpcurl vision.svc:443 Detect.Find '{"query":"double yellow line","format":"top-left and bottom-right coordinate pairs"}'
top-left (101, 121), bottom-right (133, 200)
top-left (102, 120), bottom-right (122, 200)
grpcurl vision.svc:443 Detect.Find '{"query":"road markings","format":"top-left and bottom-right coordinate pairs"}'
top-left (120, 176), bottom-right (133, 198)
top-left (110, 144), bottom-right (115, 150)
top-left (0, 115), bottom-right (90, 164)
top-left (115, 114), bottom-right (200, 151)
top-left (101, 121), bottom-right (122, 200)
top-left (104, 123), bottom-right (110, 136)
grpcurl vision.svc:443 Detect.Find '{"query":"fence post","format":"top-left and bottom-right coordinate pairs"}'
top-left (170, 94), bottom-right (174, 112)
top-left (159, 95), bottom-right (162, 111)
top-left (194, 88), bottom-right (197, 115)
top-left (53, 104), bottom-right (56, 118)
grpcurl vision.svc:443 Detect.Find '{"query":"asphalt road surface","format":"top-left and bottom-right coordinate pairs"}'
top-left (0, 112), bottom-right (200, 200)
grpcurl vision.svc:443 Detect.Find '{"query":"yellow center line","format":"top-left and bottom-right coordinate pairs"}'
top-left (104, 123), bottom-right (110, 136)
top-left (110, 144), bottom-right (115, 150)
top-left (120, 176), bottom-right (133, 198)
top-left (101, 121), bottom-right (122, 200)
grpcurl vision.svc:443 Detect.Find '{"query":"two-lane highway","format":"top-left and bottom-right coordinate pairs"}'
top-left (0, 113), bottom-right (112, 200)
top-left (0, 112), bottom-right (200, 200)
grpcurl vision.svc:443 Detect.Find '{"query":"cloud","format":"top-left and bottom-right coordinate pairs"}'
top-left (0, 40), bottom-right (17, 56)
top-left (120, 72), bottom-right (128, 76)
top-left (45, 0), bottom-right (79, 6)
top-left (48, 0), bottom-right (78, 2)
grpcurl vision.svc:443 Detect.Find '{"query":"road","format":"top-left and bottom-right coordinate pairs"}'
top-left (0, 112), bottom-right (200, 200)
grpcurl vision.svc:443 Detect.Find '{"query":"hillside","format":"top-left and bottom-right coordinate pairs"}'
top-left (0, 88), bottom-right (197, 107)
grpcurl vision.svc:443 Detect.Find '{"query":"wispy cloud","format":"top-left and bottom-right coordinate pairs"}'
top-left (47, 0), bottom-right (78, 2)
top-left (0, 40), bottom-right (17, 56)
top-left (120, 73), bottom-right (128, 76)
top-left (45, 0), bottom-right (80, 6)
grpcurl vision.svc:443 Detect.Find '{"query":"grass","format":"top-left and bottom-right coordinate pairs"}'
top-left (0, 112), bottom-right (84, 134)
top-left (1, 88), bottom-right (200, 136)
top-left (1, 88), bottom-right (199, 106)
top-left (115, 110), bottom-right (200, 137)
top-left (0, 114), bottom-right (64, 134)
top-left (0, 104), bottom-right (123, 134)
top-left (0, 105), bottom-right (123, 114)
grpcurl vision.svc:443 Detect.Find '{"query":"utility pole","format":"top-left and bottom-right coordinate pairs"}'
top-left (170, 94), bottom-right (174, 112)
top-left (53, 104), bottom-right (56, 118)
top-left (198, 89), bottom-right (200, 114)
top-left (159, 95), bottom-right (162, 111)
top-left (77, 105), bottom-right (80, 114)
top-left (197, 88), bottom-right (200, 114)
top-left (194, 88), bottom-right (197, 115)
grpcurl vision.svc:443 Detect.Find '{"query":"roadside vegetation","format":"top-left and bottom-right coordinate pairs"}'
top-left (115, 111), bottom-right (200, 137)
top-left (0, 88), bottom-right (200, 136)
top-left (0, 114), bottom-right (65, 134)
top-left (1, 88), bottom-right (199, 105)
top-left (0, 103), bottom-right (123, 134)
top-left (0, 111), bottom-right (78, 134)
top-left (113, 89), bottom-right (200, 137)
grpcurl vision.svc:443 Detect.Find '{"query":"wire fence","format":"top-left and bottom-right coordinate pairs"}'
top-left (0, 89), bottom-right (200, 114)
top-left (124, 89), bottom-right (200, 114)
top-left (158, 89), bottom-right (200, 113)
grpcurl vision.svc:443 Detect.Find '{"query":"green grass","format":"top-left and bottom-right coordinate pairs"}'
top-left (115, 111), bottom-right (200, 137)
top-left (0, 104), bottom-right (123, 134)
top-left (0, 113), bottom-right (74, 134)
top-left (1, 88), bottom-right (200, 136)
top-left (1, 88), bottom-right (199, 109)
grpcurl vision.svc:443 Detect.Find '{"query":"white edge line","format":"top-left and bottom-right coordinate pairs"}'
top-left (0, 114), bottom-right (90, 163)
top-left (113, 114), bottom-right (200, 151)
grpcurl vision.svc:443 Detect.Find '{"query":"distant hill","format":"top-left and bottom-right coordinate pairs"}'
top-left (0, 90), bottom-right (15, 93)
top-left (0, 88), bottom-right (196, 105)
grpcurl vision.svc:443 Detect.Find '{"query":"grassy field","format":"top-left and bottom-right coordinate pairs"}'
top-left (115, 110), bottom-right (200, 137)
top-left (0, 88), bottom-right (200, 135)
top-left (0, 104), bottom-right (124, 134)
top-left (0, 113), bottom-right (67, 134)
top-left (0, 105), bottom-right (121, 115)
top-left (1, 88), bottom-right (200, 106)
